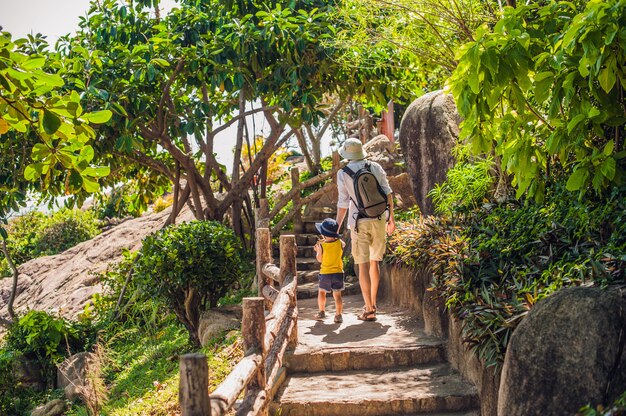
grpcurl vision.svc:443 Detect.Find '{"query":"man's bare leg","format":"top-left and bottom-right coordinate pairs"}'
top-left (370, 260), bottom-right (380, 310)
top-left (358, 262), bottom-right (374, 311)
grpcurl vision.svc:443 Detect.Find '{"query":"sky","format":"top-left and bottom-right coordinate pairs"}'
top-left (0, 0), bottom-right (283, 174)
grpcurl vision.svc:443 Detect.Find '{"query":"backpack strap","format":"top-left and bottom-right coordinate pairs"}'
top-left (341, 165), bottom-right (355, 178)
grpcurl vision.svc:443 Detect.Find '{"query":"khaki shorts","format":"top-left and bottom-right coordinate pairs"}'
top-left (351, 218), bottom-right (387, 264)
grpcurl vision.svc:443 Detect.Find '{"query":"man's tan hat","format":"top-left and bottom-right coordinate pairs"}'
top-left (339, 138), bottom-right (367, 160)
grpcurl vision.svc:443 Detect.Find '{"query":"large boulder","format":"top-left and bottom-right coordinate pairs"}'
top-left (398, 91), bottom-right (460, 215)
top-left (198, 305), bottom-right (242, 347)
top-left (30, 399), bottom-right (66, 416)
top-left (57, 351), bottom-right (95, 400)
top-left (498, 286), bottom-right (626, 416)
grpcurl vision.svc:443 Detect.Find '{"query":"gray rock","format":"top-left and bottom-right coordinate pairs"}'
top-left (388, 172), bottom-right (417, 209)
top-left (198, 305), bottom-right (242, 347)
top-left (57, 351), bottom-right (95, 400)
top-left (13, 357), bottom-right (46, 391)
top-left (30, 399), bottom-right (66, 416)
top-left (498, 286), bottom-right (626, 416)
top-left (398, 91), bottom-right (460, 215)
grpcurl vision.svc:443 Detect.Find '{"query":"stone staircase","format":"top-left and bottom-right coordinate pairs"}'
top-left (276, 209), bottom-right (360, 300)
top-left (269, 295), bottom-right (480, 416)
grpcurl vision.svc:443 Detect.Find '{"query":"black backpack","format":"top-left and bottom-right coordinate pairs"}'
top-left (342, 162), bottom-right (389, 224)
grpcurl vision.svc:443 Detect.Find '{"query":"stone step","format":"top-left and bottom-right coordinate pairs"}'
top-left (297, 270), bottom-right (358, 285)
top-left (285, 343), bottom-right (446, 373)
top-left (274, 245), bottom-right (317, 258)
top-left (297, 281), bottom-right (360, 300)
top-left (270, 363), bottom-right (479, 416)
top-left (295, 257), bottom-right (321, 271)
top-left (298, 270), bottom-right (320, 284)
top-left (295, 234), bottom-right (346, 247)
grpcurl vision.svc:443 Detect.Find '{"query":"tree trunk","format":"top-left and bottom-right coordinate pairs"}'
top-left (1, 238), bottom-right (18, 324)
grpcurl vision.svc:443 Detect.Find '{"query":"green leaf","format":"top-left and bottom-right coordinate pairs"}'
top-left (603, 140), bottom-right (614, 156)
top-left (598, 57), bottom-right (616, 93)
top-left (82, 176), bottom-right (100, 193)
top-left (22, 56), bottom-right (46, 70)
top-left (81, 110), bottom-right (112, 124)
top-left (566, 167), bottom-right (588, 191)
top-left (31, 143), bottom-right (51, 160)
top-left (600, 157), bottom-right (616, 180)
top-left (567, 114), bottom-right (586, 135)
top-left (83, 166), bottom-right (110, 178)
top-left (42, 109), bottom-right (61, 134)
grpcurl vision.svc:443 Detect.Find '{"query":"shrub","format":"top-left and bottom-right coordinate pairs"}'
top-left (428, 157), bottom-right (495, 216)
top-left (134, 221), bottom-right (246, 345)
top-left (388, 184), bottom-right (626, 368)
top-left (94, 186), bottom-right (135, 219)
top-left (0, 209), bottom-right (101, 277)
top-left (2, 310), bottom-right (95, 386)
top-left (35, 209), bottom-right (100, 255)
top-left (152, 194), bottom-right (174, 213)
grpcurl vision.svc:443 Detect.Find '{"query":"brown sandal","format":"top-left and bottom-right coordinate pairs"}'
top-left (357, 310), bottom-right (377, 321)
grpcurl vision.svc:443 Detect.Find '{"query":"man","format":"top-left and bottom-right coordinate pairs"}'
top-left (336, 138), bottom-right (395, 321)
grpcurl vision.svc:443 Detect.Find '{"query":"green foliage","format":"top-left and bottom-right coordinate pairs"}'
top-left (579, 390), bottom-right (626, 415)
top-left (1, 310), bottom-right (95, 390)
top-left (429, 158), bottom-right (495, 216)
top-left (94, 186), bottom-right (136, 219)
top-left (448, 0), bottom-right (626, 202)
top-left (0, 32), bottom-right (112, 239)
top-left (35, 209), bottom-right (100, 255)
top-left (134, 221), bottom-right (246, 344)
top-left (333, 0), bottom-right (497, 93)
top-left (0, 209), bottom-right (101, 277)
top-left (389, 185), bottom-right (626, 367)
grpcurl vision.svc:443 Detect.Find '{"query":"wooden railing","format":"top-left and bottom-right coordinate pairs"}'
top-left (269, 151), bottom-right (345, 237)
top-left (178, 227), bottom-right (298, 416)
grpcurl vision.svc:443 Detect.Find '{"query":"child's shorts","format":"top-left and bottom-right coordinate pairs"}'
top-left (318, 273), bottom-right (344, 292)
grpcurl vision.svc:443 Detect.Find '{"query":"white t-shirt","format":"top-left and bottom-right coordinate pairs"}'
top-left (337, 159), bottom-right (392, 230)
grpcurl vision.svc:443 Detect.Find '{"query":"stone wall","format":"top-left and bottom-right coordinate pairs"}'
top-left (380, 263), bottom-right (500, 416)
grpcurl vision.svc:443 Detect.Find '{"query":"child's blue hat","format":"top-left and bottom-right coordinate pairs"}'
top-left (315, 218), bottom-right (339, 238)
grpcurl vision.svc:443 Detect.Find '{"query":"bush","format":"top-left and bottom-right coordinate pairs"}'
top-left (35, 209), bottom-right (100, 255)
top-left (1, 310), bottom-right (95, 389)
top-left (0, 209), bottom-right (101, 277)
top-left (94, 186), bottom-right (135, 220)
top-left (428, 157), bottom-right (495, 216)
top-left (388, 184), bottom-right (626, 368)
top-left (134, 221), bottom-right (246, 345)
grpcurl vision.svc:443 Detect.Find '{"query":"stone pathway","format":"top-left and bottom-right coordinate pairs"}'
top-left (270, 295), bottom-right (480, 416)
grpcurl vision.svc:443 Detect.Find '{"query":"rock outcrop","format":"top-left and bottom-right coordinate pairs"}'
top-left (398, 91), bottom-right (460, 215)
top-left (198, 305), bottom-right (242, 347)
top-left (30, 399), bottom-right (66, 416)
top-left (0, 207), bottom-right (195, 323)
top-left (57, 351), bottom-right (95, 400)
top-left (498, 286), bottom-right (626, 416)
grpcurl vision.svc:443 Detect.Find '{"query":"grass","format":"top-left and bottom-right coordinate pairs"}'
top-left (66, 320), bottom-right (243, 416)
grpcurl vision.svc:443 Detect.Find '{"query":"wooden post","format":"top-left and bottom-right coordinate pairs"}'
top-left (332, 151), bottom-right (340, 183)
top-left (255, 198), bottom-right (269, 229)
top-left (279, 235), bottom-right (297, 286)
top-left (242, 297), bottom-right (267, 392)
top-left (179, 354), bottom-right (210, 416)
top-left (290, 168), bottom-right (302, 233)
top-left (279, 235), bottom-right (299, 349)
top-left (255, 228), bottom-right (272, 300)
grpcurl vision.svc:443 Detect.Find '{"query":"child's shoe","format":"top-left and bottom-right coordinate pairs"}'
top-left (314, 311), bottom-right (326, 320)
top-left (334, 314), bottom-right (343, 323)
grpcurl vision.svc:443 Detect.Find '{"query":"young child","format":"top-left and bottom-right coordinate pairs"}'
top-left (313, 218), bottom-right (345, 323)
